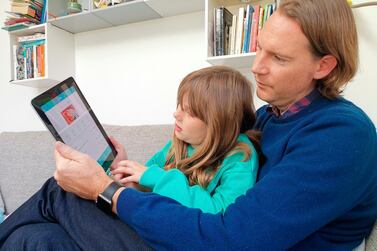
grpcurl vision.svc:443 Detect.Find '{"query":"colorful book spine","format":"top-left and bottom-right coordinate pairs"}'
top-left (12, 33), bottom-right (46, 81)
top-left (242, 5), bottom-right (254, 53)
top-left (250, 5), bottom-right (260, 52)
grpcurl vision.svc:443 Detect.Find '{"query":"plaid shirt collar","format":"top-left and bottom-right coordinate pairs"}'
top-left (267, 89), bottom-right (320, 119)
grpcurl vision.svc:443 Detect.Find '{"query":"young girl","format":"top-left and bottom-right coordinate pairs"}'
top-left (110, 65), bottom-right (260, 214)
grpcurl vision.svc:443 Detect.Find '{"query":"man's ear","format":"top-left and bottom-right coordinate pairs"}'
top-left (313, 55), bottom-right (338, 80)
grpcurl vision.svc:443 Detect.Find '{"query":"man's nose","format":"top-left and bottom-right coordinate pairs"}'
top-left (252, 52), bottom-right (268, 75)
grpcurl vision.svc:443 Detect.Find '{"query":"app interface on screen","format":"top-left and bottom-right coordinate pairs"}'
top-left (41, 86), bottom-right (112, 167)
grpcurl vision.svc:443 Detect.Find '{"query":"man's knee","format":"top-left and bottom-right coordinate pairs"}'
top-left (1, 223), bottom-right (80, 251)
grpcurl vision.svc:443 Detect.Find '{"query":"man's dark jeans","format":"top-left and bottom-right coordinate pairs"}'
top-left (0, 178), bottom-right (152, 251)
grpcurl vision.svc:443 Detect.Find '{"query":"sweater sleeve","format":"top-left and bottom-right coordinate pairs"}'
top-left (116, 112), bottom-right (377, 250)
top-left (139, 152), bottom-right (258, 214)
top-left (144, 141), bottom-right (172, 168)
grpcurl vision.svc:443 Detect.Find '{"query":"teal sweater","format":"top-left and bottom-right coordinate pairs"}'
top-left (140, 134), bottom-right (258, 214)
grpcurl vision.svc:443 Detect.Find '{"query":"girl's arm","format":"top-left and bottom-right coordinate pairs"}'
top-left (116, 147), bottom-right (258, 214)
top-left (111, 141), bottom-right (171, 178)
top-left (141, 155), bottom-right (258, 214)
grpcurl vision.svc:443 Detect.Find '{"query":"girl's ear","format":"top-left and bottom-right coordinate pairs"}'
top-left (313, 55), bottom-right (337, 80)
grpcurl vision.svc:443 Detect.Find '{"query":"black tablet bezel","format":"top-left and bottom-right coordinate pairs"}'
top-left (31, 77), bottom-right (117, 172)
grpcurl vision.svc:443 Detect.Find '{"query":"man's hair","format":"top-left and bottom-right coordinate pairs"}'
top-left (279, 0), bottom-right (358, 99)
top-left (164, 66), bottom-right (260, 188)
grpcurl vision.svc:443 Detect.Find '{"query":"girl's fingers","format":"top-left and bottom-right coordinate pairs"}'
top-left (120, 176), bottom-right (136, 184)
top-left (111, 166), bottom-right (133, 175)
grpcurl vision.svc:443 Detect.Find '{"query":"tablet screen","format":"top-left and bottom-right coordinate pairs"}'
top-left (31, 77), bottom-right (117, 174)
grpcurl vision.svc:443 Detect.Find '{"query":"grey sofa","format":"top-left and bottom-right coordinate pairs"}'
top-left (0, 124), bottom-right (376, 250)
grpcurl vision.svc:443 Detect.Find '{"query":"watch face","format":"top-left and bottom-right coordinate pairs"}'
top-left (96, 193), bottom-right (112, 214)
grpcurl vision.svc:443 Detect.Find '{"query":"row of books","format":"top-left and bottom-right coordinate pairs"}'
top-left (2, 0), bottom-right (47, 31)
top-left (214, 3), bottom-right (276, 57)
top-left (13, 33), bottom-right (45, 80)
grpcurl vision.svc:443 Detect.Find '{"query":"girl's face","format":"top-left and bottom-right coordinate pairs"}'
top-left (173, 95), bottom-right (207, 148)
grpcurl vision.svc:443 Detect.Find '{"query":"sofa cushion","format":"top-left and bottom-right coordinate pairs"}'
top-left (0, 124), bottom-right (173, 215)
top-left (103, 124), bottom-right (173, 164)
top-left (367, 221), bottom-right (377, 251)
top-left (0, 130), bottom-right (55, 215)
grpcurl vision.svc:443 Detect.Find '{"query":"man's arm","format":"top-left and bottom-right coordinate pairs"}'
top-left (114, 115), bottom-right (377, 250)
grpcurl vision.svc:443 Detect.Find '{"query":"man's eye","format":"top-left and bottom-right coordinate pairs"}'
top-left (274, 55), bottom-right (286, 62)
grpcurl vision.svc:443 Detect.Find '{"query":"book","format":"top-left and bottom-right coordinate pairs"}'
top-left (242, 5), bottom-right (254, 53)
top-left (17, 33), bottom-right (45, 42)
top-left (15, 45), bottom-right (26, 80)
top-left (40, 0), bottom-right (47, 23)
top-left (214, 6), bottom-right (233, 56)
top-left (5, 16), bottom-right (40, 26)
top-left (10, 5), bottom-right (37, 18)
top-left (11, 2), bottom-right (43, 12)
top-left (258, 5), bottom-right (264, 33)
top-left (12, 45), bottom-right (18, 81)
top-left (33, 45), bottom-right (38, 78)
top-left (250, 5), bottom-right (260, 52)
top-left (1, 22), bottom-right (33, 31)
top-left (229, 15), bottom-right (237, 55)
top-left (26, 46), bottom-right (33, 79)
top-left (235, 7), bottom-right (245, 55)
top-left (36, 44), bottom-right (44, 77)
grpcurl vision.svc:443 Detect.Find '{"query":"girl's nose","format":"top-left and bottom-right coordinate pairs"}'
top-left (174, 106), bottom-right (183, 121)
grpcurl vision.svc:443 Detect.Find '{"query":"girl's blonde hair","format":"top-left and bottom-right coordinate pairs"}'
top-left (164, 66), bottom-right (260, 188)
top-left (279, 0), bottom-right (358, 98)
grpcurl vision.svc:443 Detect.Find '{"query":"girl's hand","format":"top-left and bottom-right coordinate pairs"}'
top-left (109, 136), bottom-right (128, 180)
top-left (111, 160), bottom-right (147, 185)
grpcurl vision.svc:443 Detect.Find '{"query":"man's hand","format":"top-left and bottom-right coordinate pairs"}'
top-left (109, 136), bottom-right (128, 181)
top-left (54, 141), bottom-right (112, 201)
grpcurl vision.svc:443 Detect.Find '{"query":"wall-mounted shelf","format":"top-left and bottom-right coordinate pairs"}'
top-left (49, 11), bottom-right (111, 34)
top-left (206, 53), bottom-right (257, 69)
top-left (5, 0), bottom-right (204, 88)
top-left (9, 23), bottom-right (75, 88)
top-left (205, 0), bottom-right (275, 69)
top-left (49, 0), bottom-right (204, 34)
top-left (91, 0), bottom-right (161, 26)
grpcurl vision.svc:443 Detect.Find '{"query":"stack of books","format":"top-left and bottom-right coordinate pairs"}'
top-left (2, 0), bottom-right (46, 31)
top-left (13, 33), bottom-right (45, 80)
top-left (214, 3), bottom-right (277, 57)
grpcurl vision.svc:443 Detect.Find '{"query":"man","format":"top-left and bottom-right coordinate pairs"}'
top-left (1, 0), bottom-right (376, 250)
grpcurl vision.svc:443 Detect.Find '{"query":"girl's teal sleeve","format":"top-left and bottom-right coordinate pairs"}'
top-left (144, 141), bottom-right (172, 168)
top-left (140, 149), bottom-right (258, 214)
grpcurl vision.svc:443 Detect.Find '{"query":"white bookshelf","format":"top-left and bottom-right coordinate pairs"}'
top-left (9, 23), bottom-right (75, 88)
top-left (91, 0), bottom-right (161, 27)
top-left (205, 0), bottom-right (275, 69)
top-left (48, 0), bottom-right (204, 34)
top-left (206, 53), bottom-right (257, 68)
top-left (5, 0), bottom-right (204, 88)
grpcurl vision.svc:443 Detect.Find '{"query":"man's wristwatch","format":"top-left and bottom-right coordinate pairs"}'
top-left (96, 181), bottom-right (123, 215)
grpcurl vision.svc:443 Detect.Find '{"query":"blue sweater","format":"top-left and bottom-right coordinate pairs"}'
top-left (117, 94), bottom-right (377, 250)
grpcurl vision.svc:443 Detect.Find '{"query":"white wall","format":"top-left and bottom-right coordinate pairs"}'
top-left (74, 12), bottom-right (208, 126)
top-left (0, 1), bottom-right (48, 132)
top-left (0, 3), bottom-right (376, 133)
top-left (344, 6), bottom-right (377, 122)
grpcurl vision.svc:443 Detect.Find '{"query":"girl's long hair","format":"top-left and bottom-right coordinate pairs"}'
top-left (165, 66), bottom-right (261, 188)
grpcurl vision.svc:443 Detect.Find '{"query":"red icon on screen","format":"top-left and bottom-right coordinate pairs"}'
top-left (61, 104), bottom-right (79, 125)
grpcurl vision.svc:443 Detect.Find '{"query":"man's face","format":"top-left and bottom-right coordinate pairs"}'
top-left (252, 11), bottom-right (322, 111)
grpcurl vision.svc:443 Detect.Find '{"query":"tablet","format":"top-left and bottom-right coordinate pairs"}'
top-left (31, 77), bottom-right (117, 174)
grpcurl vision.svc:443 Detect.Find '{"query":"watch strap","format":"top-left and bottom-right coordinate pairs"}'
top-left (96, 181), bottom-right (122, 214)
